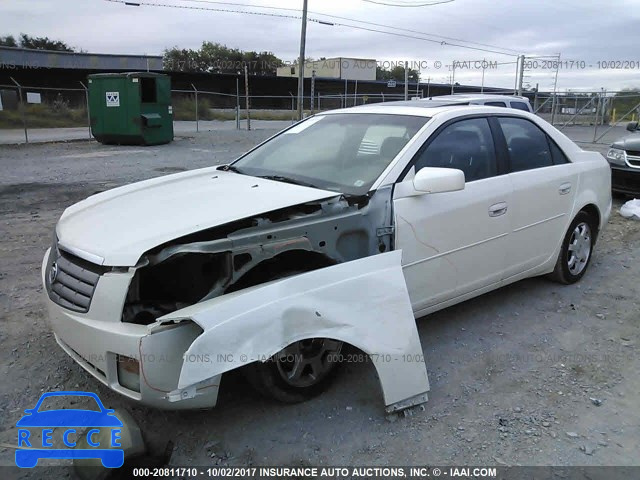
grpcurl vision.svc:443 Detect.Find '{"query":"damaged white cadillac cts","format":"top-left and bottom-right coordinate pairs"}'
top-left (42, 103), bottom-right (612, 413)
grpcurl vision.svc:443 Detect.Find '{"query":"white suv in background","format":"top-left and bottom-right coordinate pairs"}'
top-left (417, 94), bottom-right (533, 112)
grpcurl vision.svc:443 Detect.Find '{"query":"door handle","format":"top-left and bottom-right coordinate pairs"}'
top-left (489, 202), bottom-right (508, 217)
top-left (559, 182), bottom-right (572, 195)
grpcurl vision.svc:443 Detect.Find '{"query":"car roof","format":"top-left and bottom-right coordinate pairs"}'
top-left (320, 102), bottom-right (534, 118)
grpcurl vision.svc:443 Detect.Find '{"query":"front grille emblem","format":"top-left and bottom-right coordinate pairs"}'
top-left (49, 262), bottom-right (59, 285)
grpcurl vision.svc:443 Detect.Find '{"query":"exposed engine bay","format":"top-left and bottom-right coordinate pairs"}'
top-left (122, 185), bottom-right (396, 325)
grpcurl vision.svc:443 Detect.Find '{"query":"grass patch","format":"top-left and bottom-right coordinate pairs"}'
top-left (0, 104), bottom-right (87, 129)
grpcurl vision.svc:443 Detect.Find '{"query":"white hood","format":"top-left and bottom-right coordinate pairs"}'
top-left (56, 167), bottom-right (338, 266)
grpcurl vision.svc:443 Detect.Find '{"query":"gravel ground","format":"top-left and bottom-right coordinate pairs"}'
top-left (0, 129), bottom-right (638, 478)
top-left (0, 120), bottom-right (293, 145)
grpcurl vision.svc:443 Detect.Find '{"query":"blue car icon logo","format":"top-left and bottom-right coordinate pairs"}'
top-left (16, 391), bottom-right (124, 468)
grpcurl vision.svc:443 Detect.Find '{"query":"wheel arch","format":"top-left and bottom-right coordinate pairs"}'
top-left (576, 203), bottom-right (601, 240)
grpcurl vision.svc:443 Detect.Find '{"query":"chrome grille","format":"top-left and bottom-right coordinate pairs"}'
top-left (625, 152), bottom-right (640, 168)
top-left (46, 247), bottom-right (102, 313)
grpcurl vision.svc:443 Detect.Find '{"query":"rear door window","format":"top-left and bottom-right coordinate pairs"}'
top-left (497, 117), bottom-right (554, 172)
top-left (485, 101), bottom-right (507, 107)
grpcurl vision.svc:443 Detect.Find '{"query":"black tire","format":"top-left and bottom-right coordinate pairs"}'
top-left (549, 211), bottom-right (597, 284)
top-left (243, 338), bottom-right (343, 404)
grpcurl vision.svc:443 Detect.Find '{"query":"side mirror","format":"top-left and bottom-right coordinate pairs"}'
top-left (413, 167), bottom-right (465, 194)
top-left (627, 121), bottom-right (638, 132)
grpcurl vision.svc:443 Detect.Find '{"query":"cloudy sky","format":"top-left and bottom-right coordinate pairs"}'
top-left (2, 0), bottom-right (639, 91)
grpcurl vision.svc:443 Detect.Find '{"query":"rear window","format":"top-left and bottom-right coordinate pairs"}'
top-left (510, 101), bottom-right (531, 112)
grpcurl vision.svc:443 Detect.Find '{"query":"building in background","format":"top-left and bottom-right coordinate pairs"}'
top-left (0, 46), bottom-right (163, 72)
top-left (277, 57), bottom-right (377, 81)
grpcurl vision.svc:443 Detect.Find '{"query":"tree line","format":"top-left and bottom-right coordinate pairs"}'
top-left (0, 34), bottom-right (76, 52)
top-left (0, 34), bottom-right (422, 81)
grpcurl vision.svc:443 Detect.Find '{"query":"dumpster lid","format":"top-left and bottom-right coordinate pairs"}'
top-left (88, 72), bottom-right (168, 80)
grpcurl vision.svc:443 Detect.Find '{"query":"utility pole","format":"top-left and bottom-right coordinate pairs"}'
top-left (404, 61), bottom-right (409, 100)
top-left (297, 0), bottom-right (308, 121)
top-left (517, 55), bottom-right (525, 96)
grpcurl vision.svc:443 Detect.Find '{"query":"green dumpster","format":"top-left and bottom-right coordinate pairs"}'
top-left (88, 72), bottom-right (173, 145)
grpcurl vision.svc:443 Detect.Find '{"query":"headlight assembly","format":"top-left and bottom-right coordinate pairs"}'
top-left (606, 148), bottom-right (626, 166)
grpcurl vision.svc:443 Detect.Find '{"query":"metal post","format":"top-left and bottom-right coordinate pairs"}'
top-left (451, 62), bottom-right (456, 94)
top-left (427, 77), bottom-right (430, 98)
top-left (10, 77), bottom-right (27, 144)
top-left (593, 89), bottom-right (606, 142)
top-left (297, 0), bottom-right (308, 121)
top-left (79, 81), bottom-right (91, 139)
top-left (244, 65), bottom-right (251, 131)
top-left (404, 61), bottom-right (409, 100)
top-left (236, 77), bottom-right (240, 130)
top-left (481, 66), bottom-right (485, 93)
top-left (550, 54), bottom-right (560, 125)
top-left (354, 79), bottom-right (358, 106)
top-left (310, 70), bottom-right (316, 114)
top-left (344, 79), bottom-right (347, 108)
top-left (289, 93), bottom-right (295, 122)
top-left (191, 83), bottom-right (199, 133)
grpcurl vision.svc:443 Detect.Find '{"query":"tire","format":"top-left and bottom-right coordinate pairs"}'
top-left (243, 338), bottom-right (343, 404)
top-left (549, 211), bottom-right (597, 284)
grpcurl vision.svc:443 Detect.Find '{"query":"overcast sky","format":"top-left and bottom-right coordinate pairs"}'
top-left (2, 0), bottom-right (638, 91)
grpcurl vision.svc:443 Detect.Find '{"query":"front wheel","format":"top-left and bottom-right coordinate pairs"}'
top-left (243, 338), bottom-right (343, 403)
top-left (549, 211), bottom-right (596, 284)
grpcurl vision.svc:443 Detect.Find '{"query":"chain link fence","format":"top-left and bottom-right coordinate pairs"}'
top-left (1, 80), bottom-right (639, 146)
top-left (0, 82), bottom-right (90, 142)
top-left (531, 91), bottom-right (640, 144)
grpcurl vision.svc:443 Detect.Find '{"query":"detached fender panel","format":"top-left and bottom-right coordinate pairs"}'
top-left (158, 250), bottom-right (430, 408)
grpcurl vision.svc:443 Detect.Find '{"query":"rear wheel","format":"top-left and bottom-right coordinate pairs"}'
top-left (549, 211), bottom-right (596, 284)
top-left (244, 338), bottom-right (343, 403)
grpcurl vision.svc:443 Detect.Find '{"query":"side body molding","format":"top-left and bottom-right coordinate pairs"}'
top-left (156, 250), bottom-right (430, 411)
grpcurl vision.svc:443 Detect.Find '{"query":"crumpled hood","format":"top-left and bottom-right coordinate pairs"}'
top-left (56, 167), bottom-right (338, 266)
top-left (612, 133), bottom-right (640, 151)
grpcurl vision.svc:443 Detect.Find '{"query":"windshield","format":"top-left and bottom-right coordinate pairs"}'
top-left (231, 113), bottom-right (430, 195)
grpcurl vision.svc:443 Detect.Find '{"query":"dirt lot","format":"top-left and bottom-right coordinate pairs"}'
top-left (0, 129), bottom-right (638, 477)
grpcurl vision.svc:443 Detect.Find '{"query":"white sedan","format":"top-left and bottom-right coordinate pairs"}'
top-left (42, 104), bottom-right (611, 412)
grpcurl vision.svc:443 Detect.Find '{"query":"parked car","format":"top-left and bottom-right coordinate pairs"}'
top-left (42, 103), bottom-right (611, 413)
top-left (606, 121), bottom-right (640, 195)
top-left (416, 94), bottom-right (533, 112)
